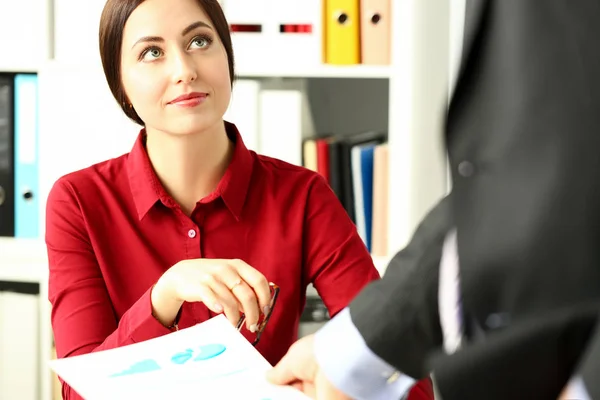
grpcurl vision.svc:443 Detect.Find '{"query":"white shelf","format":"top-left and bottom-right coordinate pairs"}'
top-left (236, 64), bottom-right (393, 79)
top-left (0, 63), bottom-right (39, 74)
top-left (0, 238), bottom-right (47, 283)
top-left (0, 237), bottom-right (51, 400)
top-left (0, 262), bottom-right (47, 283)
top-left (3, 62), bottom-right (394, 79)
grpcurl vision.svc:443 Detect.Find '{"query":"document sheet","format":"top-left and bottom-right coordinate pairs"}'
top-left (49, 315), bottom-right (309, 399)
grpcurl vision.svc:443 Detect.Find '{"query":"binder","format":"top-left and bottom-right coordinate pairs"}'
top-left (271, 0), bottom-right (322, 67)
top-left (302, 139), bottom-right (318, 171)
top-left (14, 74), bottom-right (40, 238)
top-left (324, 0), bottom-right (361, 64)
top-left (329, 131), bottom-right (386, 222)
top-left (315, 138), bottom-right (330, 184)
top-left (222, 0), bottom-right (274, 71)
top-left (258, 79), bottom-right (316, 166)
top-left (370, 143), bottom-right (389, 257)
top-left (0, 74), bottom-right (15, 237)
top-left (360, 0), bottom-right (391, 65)
top-left (224, 79), bottom-right (261, 152)
top-left (351, 142), bottom-right (376, 252)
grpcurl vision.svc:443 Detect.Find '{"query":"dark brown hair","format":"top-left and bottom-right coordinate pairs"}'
top-left (99, 0), bottom-right (235, 125)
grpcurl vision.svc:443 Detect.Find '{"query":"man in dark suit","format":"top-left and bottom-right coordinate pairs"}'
top-left (267, 1), bottom-right (600, 399)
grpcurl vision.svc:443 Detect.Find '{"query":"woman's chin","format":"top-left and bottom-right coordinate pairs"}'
top-left (163, 118), bottom-right (219, 137)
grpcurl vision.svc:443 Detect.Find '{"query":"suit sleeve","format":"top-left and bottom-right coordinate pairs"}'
top-left (348, 195), bottom-right (452, 379)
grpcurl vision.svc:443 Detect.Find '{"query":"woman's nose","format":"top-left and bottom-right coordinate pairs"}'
top-left (171, 51), bottom-right (197, 84)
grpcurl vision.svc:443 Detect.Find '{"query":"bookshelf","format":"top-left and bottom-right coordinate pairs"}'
top-left (0, 0), bottom-right (461, 399)
top-left (235, 64), bottom-right (393, 79)
top-left (0, 64), bottom-right (40, 75)
top-left (0, 0), bottom-right (54, 75)
top-left (0, 238), bottom-right (51, 400)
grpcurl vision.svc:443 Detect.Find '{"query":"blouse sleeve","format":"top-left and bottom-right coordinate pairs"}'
top-left (302, 174), bottom-right (380, 317)
top-left (45, 178), bottom-right (172, 399)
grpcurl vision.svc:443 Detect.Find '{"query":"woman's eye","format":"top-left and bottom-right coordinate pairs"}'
top-left (141, 47), bottom-right (162, 61)
top-left (190, 36), bottom-right (212, 49)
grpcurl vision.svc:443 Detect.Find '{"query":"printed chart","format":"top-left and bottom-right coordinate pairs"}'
top-left (49, 315), bottom-right (309, 399)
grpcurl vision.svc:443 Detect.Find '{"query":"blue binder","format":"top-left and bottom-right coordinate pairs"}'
top-left (350, 141), bottom-right (376, 252)
top-left (13, 74), bottom-right (39, 238)
top-left (359, 145), bottom-right (375, 252)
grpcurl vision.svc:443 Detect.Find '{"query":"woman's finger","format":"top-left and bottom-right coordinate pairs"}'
top-left (207, 275), bottom-right (242, 326)
top-left (231, 280), bottom-right (261, 332)
top-left (176, 282), bottom-right (223, 314)
top-left (228, 259), bottom-right (271, 315)
top-left (206, 260), bottom-right (262, 331)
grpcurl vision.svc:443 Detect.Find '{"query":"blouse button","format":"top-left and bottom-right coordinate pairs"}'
top-left (187, 229), bottom-right (197, 238)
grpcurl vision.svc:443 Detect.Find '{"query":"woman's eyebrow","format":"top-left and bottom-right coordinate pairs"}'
top-left (131, 21), bottom-right (213, 49)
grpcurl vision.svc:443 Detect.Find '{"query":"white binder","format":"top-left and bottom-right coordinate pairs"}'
top-left (224, 79), bottom-right (262, 152)
top-left (258, 79), bottom-right (316, 166)
top-left (222, 0), bottom-right (275, 73)
top-left (270, 0), bottom-right (323, 67)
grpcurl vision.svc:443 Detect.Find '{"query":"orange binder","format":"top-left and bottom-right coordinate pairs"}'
top-left (370, 143), bottom-right (389, 257)
top-left (360, 0), bottom-right (391, 65)
top-left (324, 0), bottom-right (360, 64)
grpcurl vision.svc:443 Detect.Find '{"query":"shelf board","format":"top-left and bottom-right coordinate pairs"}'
top-left (0, 62), bottom-right (39, 74)
top-left (0, 237), bottom-right (47, 283)
top-left (236, 64), bottom-right (393, 79)
top-left (0, 262), bottom-right (47, 283)
top-left (3, 62), bottom-right (392, 79)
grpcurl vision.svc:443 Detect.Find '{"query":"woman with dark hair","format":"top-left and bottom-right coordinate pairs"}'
top-left (45, 0), bottom-right (434, 398)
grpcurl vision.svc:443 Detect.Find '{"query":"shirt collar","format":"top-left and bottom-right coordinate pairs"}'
top-left (127, 121), bottom-right (254, 220)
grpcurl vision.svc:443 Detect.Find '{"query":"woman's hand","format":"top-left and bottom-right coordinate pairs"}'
top-left (151, 258), bottom-right (272, 331)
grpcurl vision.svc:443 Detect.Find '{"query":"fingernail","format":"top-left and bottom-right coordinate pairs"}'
top-left (214, 303), bottom-right (223, 312)
top-left (263, 306), bottom-right (270, 315)
top-left (250, 324), bottom-right (258, 333)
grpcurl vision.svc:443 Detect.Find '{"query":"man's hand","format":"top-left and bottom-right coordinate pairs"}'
top-left (266, 334), bottom-right (351, 399)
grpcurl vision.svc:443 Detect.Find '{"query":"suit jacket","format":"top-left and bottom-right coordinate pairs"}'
top-left (349, 1), bottom-right (600, 398)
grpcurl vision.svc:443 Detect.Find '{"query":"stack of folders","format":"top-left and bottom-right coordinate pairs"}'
top-left (224, 78), bottom-right (388, 257)
top-left (0, 72), bottom-right (40, 239)
top-left (220, 0), bottom-right (391, 67)
top-left (302, 132), bottom-right (389, 257)
top-left (224, 78), bottom-right (316, 167)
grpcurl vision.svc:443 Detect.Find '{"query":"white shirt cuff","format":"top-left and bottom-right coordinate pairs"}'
top-left (314, 307), bottom-right (416, 400)
top-left (562, 375), bottom-right (590, 400)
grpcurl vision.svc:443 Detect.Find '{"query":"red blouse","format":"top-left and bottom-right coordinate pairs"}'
top-left (46, 122), bottom-right (431, 399)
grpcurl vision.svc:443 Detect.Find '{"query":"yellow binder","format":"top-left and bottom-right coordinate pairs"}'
top-left (324, 0), bottom-right (360, 64)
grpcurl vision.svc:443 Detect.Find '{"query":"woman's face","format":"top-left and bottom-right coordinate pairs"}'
top-left (120, 0), bottom-right (231, 136)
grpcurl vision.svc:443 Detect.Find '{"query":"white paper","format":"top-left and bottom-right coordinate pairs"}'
top-left (49, 315), bottom-right (309, 400)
